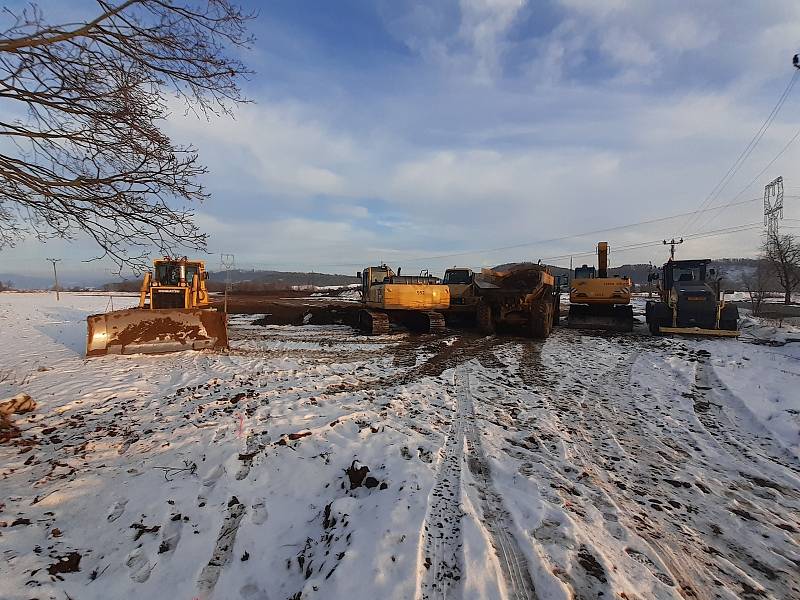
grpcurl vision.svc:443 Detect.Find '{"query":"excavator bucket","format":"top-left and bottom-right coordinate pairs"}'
top-left (86, 308), bottom-right (228, 357)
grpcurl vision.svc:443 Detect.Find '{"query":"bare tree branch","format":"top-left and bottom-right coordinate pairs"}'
top-left (0, 1), bottom-right (255, 272)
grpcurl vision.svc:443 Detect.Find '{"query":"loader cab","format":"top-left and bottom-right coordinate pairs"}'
top-left (574, 265), bottom-right (596, 280)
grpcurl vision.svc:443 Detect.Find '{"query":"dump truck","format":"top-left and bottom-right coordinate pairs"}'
top-left (356, 265), bottom-right (450, 334)
top-left (443, 264), bottom-right (559, 338)
top-left (645, 258), bottom-right (738, 336)
top-left (86, 257), bottom-right (228, 356)
top-left (568, 242), bottom-right (633, 331)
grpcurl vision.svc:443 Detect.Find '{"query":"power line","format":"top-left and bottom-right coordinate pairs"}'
top-left (690, 126), bottom-right (800, 233)
top-left (303, 196), bottom-right (762, 269)
top-left (679, 68), bottom-right (799, 236)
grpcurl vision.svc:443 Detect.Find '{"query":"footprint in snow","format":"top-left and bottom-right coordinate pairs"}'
top-left (240, 582), bottom-right (270, 600)
top-left (125, 547), bottom-right (154, 583)
top-left (158, 516), bottom-right (183, 555)
top-left (203, 464), bottom-right (225, 488)
top-left (107, 499), bottom-right (127, 522)
top-left (251, 499), bottom-right (268, 525)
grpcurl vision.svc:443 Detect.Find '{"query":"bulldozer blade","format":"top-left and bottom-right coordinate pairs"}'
top-left (658, 326), bottom-right (739, 337)
top-left (86, 308), bottom-right (228, 357)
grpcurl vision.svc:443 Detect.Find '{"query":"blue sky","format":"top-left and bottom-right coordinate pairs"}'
top-left (3, 0), bottom-right (800, 280)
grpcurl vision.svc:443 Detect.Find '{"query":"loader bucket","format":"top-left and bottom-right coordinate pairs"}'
top-left (86, 308), bottom-right (228, 357)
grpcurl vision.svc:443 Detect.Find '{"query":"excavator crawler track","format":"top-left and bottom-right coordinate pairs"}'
top-left (424, 311), bottom-right (446, 333)
top-left (359, 309), bottom-right (390, 335)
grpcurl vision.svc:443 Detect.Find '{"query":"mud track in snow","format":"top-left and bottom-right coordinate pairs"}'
top-left (508, 328), bottom-right (800, 599)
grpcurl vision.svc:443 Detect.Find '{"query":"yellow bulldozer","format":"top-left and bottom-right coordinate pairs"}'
top-left (86, 257), bottom-right (228, 356)
top-left (568, 242), bottom-right (634, 331)
top-left (356, 265), bottom-right (450, 334)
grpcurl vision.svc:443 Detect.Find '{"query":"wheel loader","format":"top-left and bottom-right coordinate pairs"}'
top-left (86, 257), bottom-right (228, 356)
top-left (568, 242), bottom-right (633, 331)
top-left (645, 258), bottom-right (739, 337)
top-left (443, 264), bottom-right (559, 338)
top-left (356, 265), bottom-right (450, 334)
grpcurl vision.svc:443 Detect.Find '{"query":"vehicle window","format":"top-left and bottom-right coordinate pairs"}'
top-left (444, 270), bottom-right (471, 284)
top-left (156, 264), bottom-right (181, 285)
top-left (673, 267), bottom-right (701, 282)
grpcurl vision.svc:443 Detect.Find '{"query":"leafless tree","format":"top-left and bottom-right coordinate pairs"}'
top-left (742, 260), bottom-right (770, 316)
top-left (762, 231), bottom-right (800, 305)
top-left (0, 1), bottom-right (254, 272)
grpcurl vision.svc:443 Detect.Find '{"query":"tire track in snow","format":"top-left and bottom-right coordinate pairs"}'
top-left (417, 367), bottom-right (537, 600)
top-left (417, 375), bottom-right (466, 600)
top-left (692, 353), bottom-right (800, 479)
top-left (459, 368), bottom-right (538, 600)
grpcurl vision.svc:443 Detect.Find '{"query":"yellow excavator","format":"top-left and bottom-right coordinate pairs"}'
top-left (568, 242), bottom-right (633, 331)
top-left (356, 265), bottom-right (450, 334)
top-left (86, 257), bottom-right (228, 356)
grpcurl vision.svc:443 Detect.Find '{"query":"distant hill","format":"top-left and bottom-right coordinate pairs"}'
top-left (206, 269), bottom-right (359, 290)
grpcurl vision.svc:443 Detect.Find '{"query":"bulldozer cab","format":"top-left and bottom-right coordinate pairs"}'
top-left (145, 258), bottom-right (210, 310)
top-left (574, 265), bottom-right (596, 279)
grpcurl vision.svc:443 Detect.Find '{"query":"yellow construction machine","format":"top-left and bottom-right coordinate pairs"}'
top-left (86, 257), bottom-right (228, 356)
top-left (568, 242), bottom-right (634, 331)
top-left (356, 265), bottom-right (450, 334)
top-left (444, 265), bottom-right (560, 337)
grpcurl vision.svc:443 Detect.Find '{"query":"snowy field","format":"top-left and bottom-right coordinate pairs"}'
top-left (1, 292), bottom-right (799, 600)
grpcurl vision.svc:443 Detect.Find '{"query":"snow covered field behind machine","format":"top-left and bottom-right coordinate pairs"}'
top-left (1, 292), bottom-right (799, 600)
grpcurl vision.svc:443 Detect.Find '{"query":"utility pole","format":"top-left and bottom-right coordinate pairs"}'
top-left (662, 238), bottom-right (683, 261)
top-left (46, 258), bottom-right (61, 300)
top-left (764, 176), bottom-right (784, 241)
top-left (220, 253), bottom-right (235, 314)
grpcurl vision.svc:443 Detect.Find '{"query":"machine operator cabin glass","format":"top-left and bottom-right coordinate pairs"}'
top-left (673, 267), bottom-right (702, 282)
top-left (156, 263), bottom-right (181, 286)
top-left (185, 265), bottom-right (199, 283)
top-left (444, 270), bottom-right (471, 284)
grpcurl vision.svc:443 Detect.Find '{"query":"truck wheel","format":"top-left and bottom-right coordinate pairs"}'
top-left (477, 303), bottom-right (494, 334)
top-left (552, 295), bottom-right (560, 326)
top-left (648, 318), bottom-right (660, 335)
top-left (530, 302), bottom-right (553, 338)
top-left (720, 304), bottom-right (739, 331)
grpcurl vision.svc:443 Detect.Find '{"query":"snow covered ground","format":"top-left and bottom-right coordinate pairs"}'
top-left (1, 292), bottom-right (799, 600)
